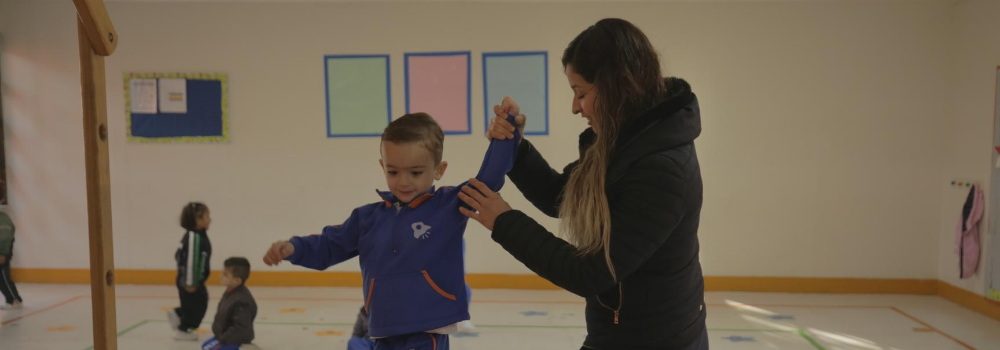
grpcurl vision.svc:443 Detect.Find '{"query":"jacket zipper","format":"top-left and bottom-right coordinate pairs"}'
top-left (391, 203), bottom-right (402, 254)
top-left (595, 282), bottom-right (623, 325)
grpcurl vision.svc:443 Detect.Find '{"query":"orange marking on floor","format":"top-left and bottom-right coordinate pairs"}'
top-left (709, 303), bottom-right (891, 309)
top-left (314, 329), bottom-right (344, 337)
top-left (890, 307), bottom-right (977, 350)
top-left (1, 295), bottom-right (86, 326)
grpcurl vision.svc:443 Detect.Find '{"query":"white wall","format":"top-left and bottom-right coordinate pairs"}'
top-left (937, 0), bottom-right (1000, 294)
top-left (0, 0), bottom-right (952, 279)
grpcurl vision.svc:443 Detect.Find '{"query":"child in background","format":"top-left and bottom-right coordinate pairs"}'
top-left (0, 207), bottom-right (23, 310)
top-left (168, 202), bottom-right (213, 341)
top-left (201, 257), bottom-right (258, 350)
top-left (264, 113), bottom-right (520, 350)
top-left (348, 306), bottom-right (373, 350)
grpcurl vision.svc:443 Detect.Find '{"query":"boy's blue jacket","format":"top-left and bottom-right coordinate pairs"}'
top-left (285, 117), bottom-right (521, 337)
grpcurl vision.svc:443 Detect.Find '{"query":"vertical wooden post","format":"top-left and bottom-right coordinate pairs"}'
top-left (71, 0), bottom-right (118, 348)
top-left (77, 16), bottom-right (117, 350)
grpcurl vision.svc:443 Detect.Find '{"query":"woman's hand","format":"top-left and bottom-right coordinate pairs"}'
top-left (458, 178), bottom-right (513, 231)
top-left (489, 96), bottom-right (526, 141)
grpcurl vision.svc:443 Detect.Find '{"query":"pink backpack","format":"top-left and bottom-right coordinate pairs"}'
top-left (956, 183), bottom-right (984, 279)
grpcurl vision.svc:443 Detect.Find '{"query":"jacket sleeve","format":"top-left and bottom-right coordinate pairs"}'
top-left (505, 139), bottom-right (579, 218)
top-left (491, 155), bottom-right (689, 297)
top-left (217, 302), bottom-right (256, 345)
top-left (474, 115), bottom-right (522, 190)
top-left (285, 206), bottom-right (369, 270)
top-left (199, 238), bottom-right (211, 285)
top-left (450, 115), bottom-right (522, 209)
top-left (178, 233), bottom-right (209, 287)
top-left (0, 222), bottom-right (13, 256)
top-left (178, 232), bottom-right (202, 287)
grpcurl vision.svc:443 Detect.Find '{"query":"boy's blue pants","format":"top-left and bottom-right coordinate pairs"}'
top-left (201, 337), bottom-right (241, 350)
top-left (374, 333), bottom-right (449, 350)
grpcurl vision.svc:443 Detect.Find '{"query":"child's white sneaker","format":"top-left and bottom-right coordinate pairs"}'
top-left (173, 329), bottom-right (198, 341)
top-left (0, 301), bottom-right (22, 310)
top-left (166, 310), bottom-right (181, 331)
top-left (457, 320), bottom-right (476, 334)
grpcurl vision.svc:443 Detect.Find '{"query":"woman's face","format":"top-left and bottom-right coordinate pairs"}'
top-left (565, 65), bottom-right (599, 134)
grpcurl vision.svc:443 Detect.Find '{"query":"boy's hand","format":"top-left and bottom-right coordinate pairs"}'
top-left (263, 241), bottom-right (295, 266)
top-left (184, 286), bottom-right (197, 293)
top-left (0, 256), bottom-right (6, 264)
top-left (489, 96), bottom-right (526, 141)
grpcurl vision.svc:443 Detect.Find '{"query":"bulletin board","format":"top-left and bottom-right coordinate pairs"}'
top-left (124, 72), bottom-right (229, 143)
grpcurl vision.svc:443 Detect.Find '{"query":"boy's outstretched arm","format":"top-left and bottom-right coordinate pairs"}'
top-left (469, 115), bottom-right (522, 192)
top-left (262, 206), bottom-right (371, 270)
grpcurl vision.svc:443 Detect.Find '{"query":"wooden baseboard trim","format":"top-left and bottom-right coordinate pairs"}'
top-left (705, 276), bottom-right (938, 295)
top-left (10, 268), bottom-right (93, 284)
top-left (935, 281), bottom-right (1000, 322)
top-left (11, 269), bottom-right (936, 293)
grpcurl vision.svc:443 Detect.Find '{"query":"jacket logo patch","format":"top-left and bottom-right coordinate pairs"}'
top-left (412, 222), bottom-right (432, 240)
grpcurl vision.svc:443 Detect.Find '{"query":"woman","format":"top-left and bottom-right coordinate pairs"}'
top-left (458, 18), bottom-right (706, 349)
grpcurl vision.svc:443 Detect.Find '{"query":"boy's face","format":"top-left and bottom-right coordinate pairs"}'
top-left (379, 141), bottom-right (447, 203)
top-left (220, 267), bottom-right (242, 288)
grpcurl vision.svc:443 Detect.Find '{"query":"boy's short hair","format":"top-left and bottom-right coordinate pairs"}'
top-left (224, 257), bottom-right (251, 283)
top-left (381, 113), bottom-right (445, 164)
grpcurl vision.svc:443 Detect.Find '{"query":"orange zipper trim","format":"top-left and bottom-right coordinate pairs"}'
top-left (364, 278), bottom-right (375, 313)
top-left (421, 270), bottom-right (457, 301)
